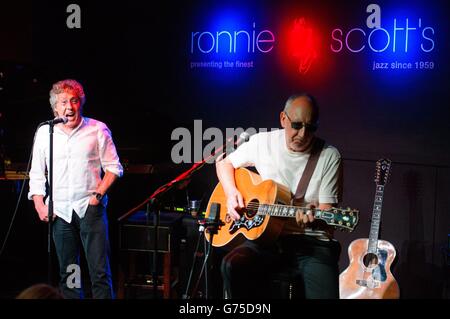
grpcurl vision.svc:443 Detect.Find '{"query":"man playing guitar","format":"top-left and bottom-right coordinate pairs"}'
top-left (216, 93), bottom-right (343, 299)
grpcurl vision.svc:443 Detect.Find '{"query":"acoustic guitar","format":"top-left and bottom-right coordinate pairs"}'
top-left (339, 159), bottom-right (400, 299)
top-left (205, 168), bottom-right (359, 248)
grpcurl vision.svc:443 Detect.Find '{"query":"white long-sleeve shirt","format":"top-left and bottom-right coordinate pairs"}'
top-left (28, 117), bottom-right (123, 223)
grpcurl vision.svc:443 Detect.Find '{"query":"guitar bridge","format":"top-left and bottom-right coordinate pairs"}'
top-left (356, 279), bottom-right (380, 288)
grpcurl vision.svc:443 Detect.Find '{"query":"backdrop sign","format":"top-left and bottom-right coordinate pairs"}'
top-left (188, 3), bottom-right (438, 75)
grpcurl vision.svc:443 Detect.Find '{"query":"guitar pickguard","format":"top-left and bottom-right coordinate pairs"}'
top-left (371, 249), bottom-right (388, 282)
top-left (356, 249), bottom-right (389, 288)
top-left (228, 215), bottom-right (266, 234)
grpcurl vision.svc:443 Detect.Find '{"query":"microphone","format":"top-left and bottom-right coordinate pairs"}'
top-left (202, 131), bottom-right (251, 164)
top-left (198, 202), bottom-right (223, 233)
top-left (223, 131), bottom-right (250, 156)
top-left (208, 202), bottom-right (221, 223)
top-left (39, 116), bottom-right (68, 126)
top-left (236, 131), bottom-right (250, 147)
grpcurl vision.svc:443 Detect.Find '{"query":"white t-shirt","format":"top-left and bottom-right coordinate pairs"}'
top-left (228, 129), bottom-right (342, 238)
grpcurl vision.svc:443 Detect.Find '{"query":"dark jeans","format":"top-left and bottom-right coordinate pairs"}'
top-left (52, 204), bottom-right (114, 299)
top-left (221, 235), bottom-right (341, 299)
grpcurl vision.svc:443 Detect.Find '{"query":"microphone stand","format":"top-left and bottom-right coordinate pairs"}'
top-left (188, 218), bottom-right (223, 299)
top-left (47, 122), bottom-right (55, 285)
top-left (182, 222), bottom-right (205, 299)
top-left (118, 163), bottom-right (205, 298)
top-left (29, 117), bottom-right (67, 286)
top-left (118, 133), bottom-right (249, 298)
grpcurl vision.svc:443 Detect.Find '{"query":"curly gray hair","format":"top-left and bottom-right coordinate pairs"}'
top-left (49, 79), bottom-right (86, 112)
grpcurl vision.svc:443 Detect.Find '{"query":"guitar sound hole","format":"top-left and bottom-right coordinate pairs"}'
top-left (363, 253), bottom-right (379, 268)
top-left (245, 199), bottom-right (259, 218)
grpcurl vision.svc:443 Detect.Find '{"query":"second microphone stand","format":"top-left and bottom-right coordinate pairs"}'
top-left (183, 206), bottom-right (223, 299)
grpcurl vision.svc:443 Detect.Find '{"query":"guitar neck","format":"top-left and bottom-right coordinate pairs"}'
top-left (368, 185), bottom-right (384, 253)
top-left (251, 202), bottom-right (358, 232)
top-left (257, 203), bottom-right (330, 221)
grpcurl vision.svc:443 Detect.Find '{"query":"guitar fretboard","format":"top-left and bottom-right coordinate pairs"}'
top-left (257, 204), bottom-right (297, 217)
top-left (256, 204), bottom-right (338, 222)
top-left (368, 185), bottom-right (384, 253)
top-left (249, 203), bottom-right (357, 232)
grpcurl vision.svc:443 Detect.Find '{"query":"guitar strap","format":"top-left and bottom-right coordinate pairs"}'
top-left (292, 137), bottom-right (325, 204)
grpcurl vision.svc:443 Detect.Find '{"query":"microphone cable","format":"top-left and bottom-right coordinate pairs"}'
top-left (0, 125), bottom-right (39, 259)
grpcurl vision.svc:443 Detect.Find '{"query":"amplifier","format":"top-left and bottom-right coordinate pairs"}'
top-left (119, 224), bottom-right (171, 252)
top-left (119, 211), bottom-right (184, 253)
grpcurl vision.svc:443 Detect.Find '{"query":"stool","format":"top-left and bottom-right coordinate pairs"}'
top-left (118, 251), bottom-right (178, 299)
top-left (117, 211), bottom-right (183, 299)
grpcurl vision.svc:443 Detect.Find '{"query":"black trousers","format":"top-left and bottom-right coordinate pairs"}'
top-left (221, 234), bottom-right (341, 299)
top-left (52, 204), bottom-right (114, 299)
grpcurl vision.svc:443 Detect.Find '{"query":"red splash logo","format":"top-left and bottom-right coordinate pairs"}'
top-left (287, 18), bottom-right (318, 74)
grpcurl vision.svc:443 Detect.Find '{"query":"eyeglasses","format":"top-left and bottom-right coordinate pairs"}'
top-left (59, 97), bottom-right (80, 105)
top-left (284, 112), bottom-right (318, 132)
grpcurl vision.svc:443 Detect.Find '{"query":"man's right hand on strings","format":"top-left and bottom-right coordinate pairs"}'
top-left (225, 188), bottom-right (245, 221)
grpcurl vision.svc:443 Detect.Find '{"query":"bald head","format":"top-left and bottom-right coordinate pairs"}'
top-left (280, 93), bottom-right (319, 152)
top-left (283, 93), bottom-right (319, 125)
